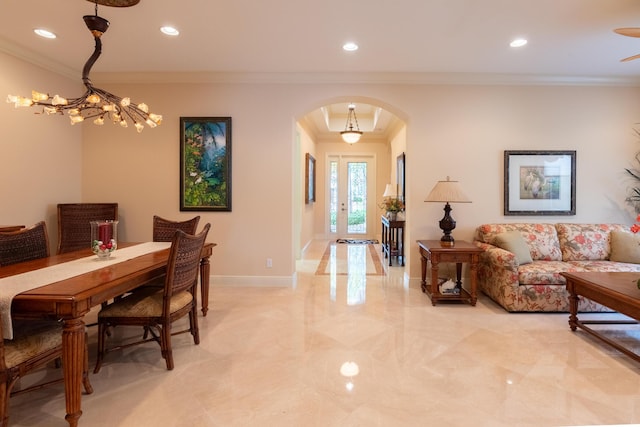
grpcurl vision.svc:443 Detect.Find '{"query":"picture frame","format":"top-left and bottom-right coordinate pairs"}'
top-left (504, 150), bottom-right (576, 216)
top-left (180, 117), bottom-right (232, 211)
top-left (397, 152), bottom-right (405, 205)
top-left (305, 153), bottom-right (316, 204)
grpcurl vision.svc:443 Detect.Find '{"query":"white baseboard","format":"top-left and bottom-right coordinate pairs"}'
top-left (210, 274), bottom-right (295, 287)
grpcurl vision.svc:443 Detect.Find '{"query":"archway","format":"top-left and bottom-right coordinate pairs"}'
top-left (293, 96), bottom-right (409, 267)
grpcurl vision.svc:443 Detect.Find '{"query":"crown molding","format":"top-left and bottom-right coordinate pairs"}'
top-left (2, 37), bottom-right (639, 87)
top-left (90, 71), bottom-right (640, 87)
top-left (0, 36), bottom-right (78, 80)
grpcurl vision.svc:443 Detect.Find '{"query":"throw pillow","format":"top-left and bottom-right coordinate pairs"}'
top-left (494, 231), bottom-right (533, 265)
top-left (610, 230), bottom-right (640, 264)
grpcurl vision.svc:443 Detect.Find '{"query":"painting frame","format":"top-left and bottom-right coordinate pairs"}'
top-left (180, 117), bottom-right (232, 212)
top-left (397, 152), bottom-right (405, 205)
top-left (305, 153), bottom-right (316, 204)
top-left (504, 150), bottom-right (576, 216)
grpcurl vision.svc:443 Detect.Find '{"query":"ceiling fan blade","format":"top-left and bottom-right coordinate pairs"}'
top-left (614, 27), bottom-right (640, 37)
top-left (621, 53), bottom-right (640, 62)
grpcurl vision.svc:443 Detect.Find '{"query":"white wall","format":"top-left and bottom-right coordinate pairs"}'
top-left (3, 53), bottom-right (640, 283)
top-left (0, 51), bottom-right (82, 253)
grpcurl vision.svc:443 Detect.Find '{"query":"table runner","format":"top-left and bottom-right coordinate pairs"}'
top-left (0, 242), bottom-right (171, 339)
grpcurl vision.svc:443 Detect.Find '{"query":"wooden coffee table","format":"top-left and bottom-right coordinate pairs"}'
top-left (561, 272), bottom-right (640, 363)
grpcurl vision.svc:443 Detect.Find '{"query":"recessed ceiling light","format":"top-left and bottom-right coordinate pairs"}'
top-left (160, 26), bottom-right (179, 36)
top-left (343, 42), bottom-right (358, 52)
top-left (510, 38), bottom-right (527, 48)
top-left (34, 28), bottom-right (56, 39)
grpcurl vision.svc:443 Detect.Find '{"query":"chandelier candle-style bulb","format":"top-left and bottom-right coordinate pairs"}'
top-left (6, 6), bottom-right (161, 132)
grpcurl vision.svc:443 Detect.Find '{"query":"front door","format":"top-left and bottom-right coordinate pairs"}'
top-left (327, 155), bottom-right (375, 239)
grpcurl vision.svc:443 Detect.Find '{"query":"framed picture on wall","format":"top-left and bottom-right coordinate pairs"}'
top-left (397, 152), bottom-right (405, 205)
top-left (305, 153), bottom-right (316, 204)
top-left (180, 117), bottom-right (232, 211)
top-left (504, 150), bottom-right (576, 216)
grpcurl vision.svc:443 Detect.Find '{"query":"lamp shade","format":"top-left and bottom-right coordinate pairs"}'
top-left (424, 178), bottom-right (471, 203)
top-left (341, 131), bottom-right (362, 144)
top-left (382, 184), bottom-right (396, 198)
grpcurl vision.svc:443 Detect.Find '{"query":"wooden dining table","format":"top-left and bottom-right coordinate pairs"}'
top-left (0, 241), bottom-right (215, 426)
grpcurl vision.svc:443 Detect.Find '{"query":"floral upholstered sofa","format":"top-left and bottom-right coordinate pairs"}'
top-left (473, 223), bottom-right (640, 312)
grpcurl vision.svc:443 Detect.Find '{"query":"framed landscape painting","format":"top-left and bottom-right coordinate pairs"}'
top-left (504, 150), bottom-right (575, 216)
top-left (180, 117), bottom-right (232, 211)
top-left (397, 152), bottom-right (405, 205)
top-left (305, 153), bottom-right (315, 204)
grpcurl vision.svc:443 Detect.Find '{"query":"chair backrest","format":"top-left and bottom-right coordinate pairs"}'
top-left (0, 221), bottom-right (49, 267)
top-left (163, 223), bottom-right (210, 304)
top-left (152, 215), bottom-right (200, 242)
top-left (57, 203), bottom-right (118, 254)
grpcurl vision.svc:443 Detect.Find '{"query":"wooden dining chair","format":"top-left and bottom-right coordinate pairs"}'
top-left (57, 203), bottom-right (118, 254)
top-left (94, 223), bottom-right (210, 372)
top-left (0, 221), bottom-right (49, 267)
top-left (152, 215), bottom-right (200, 242)
top-left (0, 317), bottom-right (93, 426)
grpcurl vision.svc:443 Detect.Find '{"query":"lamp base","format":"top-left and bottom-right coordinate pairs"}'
top-left (440, 236), bottom-right (455, 248)
top-left (438, 202), bottom-right (456, 248)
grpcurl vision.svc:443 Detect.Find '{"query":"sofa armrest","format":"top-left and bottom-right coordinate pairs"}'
top-left (475, 241), bottom-right (518, 272)
top-left (475, 240), bottom-right (520, 308)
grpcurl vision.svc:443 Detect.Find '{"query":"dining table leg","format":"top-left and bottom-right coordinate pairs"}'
top-left (199, 256), bottom-right (211, 316)
top-left (62, 317), bottom-right (85, 427)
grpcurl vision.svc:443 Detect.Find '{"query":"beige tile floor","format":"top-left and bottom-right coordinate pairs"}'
top-left (8, 240), bottom-right (640, 426)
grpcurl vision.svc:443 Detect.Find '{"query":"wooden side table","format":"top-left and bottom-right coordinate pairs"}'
top-left (417, 240), bottom-right (483, 306)
top-left (381, 216), bottom-right (405, 266)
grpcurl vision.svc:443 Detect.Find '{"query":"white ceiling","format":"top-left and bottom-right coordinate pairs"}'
top-left (2, 0), bottom-right (640, 140)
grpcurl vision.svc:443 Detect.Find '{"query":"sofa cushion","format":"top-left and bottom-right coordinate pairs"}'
top-left (609, 230), bottom-right (640, 263)
top-left (517, 260), bottom-right (588, 285)
top-left (555, 223), bottom-right (627, 261)
top-left (475, 223), bottom-right (562, 261)
top-left (494, 231), bottom-right (533, 265)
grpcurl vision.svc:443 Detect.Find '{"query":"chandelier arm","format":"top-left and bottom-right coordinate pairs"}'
top-left (82, 36), bottom-right (102, 89)
top-left (91, 86), bottom-right (149, 123)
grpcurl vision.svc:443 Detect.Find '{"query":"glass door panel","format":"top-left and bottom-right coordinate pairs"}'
top-left (328, 155), bottom-right (375, 239)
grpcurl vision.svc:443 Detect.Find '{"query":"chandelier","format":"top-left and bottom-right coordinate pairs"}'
top-left (340, 103), bottom-right (363, 143)
top-left (6, 1), bottom-right (161, 133)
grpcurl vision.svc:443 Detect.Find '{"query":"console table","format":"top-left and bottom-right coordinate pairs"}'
top-left (417, 240), bottom-right (483, 306)
top-left (381, 215), bottom-right (404, 266)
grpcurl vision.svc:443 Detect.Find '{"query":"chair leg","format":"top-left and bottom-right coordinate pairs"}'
top-left (0, 381), bottom-right (9, 427)
top-left (161, 323), bottom-right (174, 371)
top-left (93, 322), bottom-right (106, 374)
top-left (190, 305), bottom-right (200, 345)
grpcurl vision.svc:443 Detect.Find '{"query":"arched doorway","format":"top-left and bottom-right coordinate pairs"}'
top-left (294, 96), bottom-right (408, 264)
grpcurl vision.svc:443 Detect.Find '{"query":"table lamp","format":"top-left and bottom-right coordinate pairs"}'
top-left (382, 184), bottom-right (396, 198)
top-left (424, 177), bottom-right (471, 247)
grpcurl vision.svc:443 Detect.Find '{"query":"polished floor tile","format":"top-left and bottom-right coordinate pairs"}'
top-left (7, 240), bottom-right (640, 426)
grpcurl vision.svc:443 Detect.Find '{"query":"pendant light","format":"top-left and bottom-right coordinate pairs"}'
top-left (340, 103), bottom-right (363, 144)
top-left (7, 0), bottom-right (161, 133)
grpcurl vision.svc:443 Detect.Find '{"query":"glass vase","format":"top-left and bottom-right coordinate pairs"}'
top-left (90, 220), bottom-right (118, 259)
